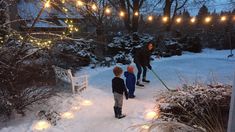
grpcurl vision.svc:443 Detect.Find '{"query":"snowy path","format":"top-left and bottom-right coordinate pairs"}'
top-left (1, 49), bottom-right (235, 132)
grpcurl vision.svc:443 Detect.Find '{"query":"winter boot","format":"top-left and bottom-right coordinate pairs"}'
top-left (117, 107), bottom-right (126, 119)
top-left (128, 94), bottom-right (136, 98)
top-left (136, 80), bottom-right (144, 87)
top-left (142, 77), bottom-right (150, 83)
top-left (113, 107), bottom-right (118, 118)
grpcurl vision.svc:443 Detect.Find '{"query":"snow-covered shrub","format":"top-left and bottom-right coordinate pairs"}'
top-left (106, 33), bottom-right (154, 65)
top-left (50, 39), bottom-right (96, 69)
top-left (107, 33), bottom-right (154, 56)
top-left (113, 52), bottom-right (132, 65)
top-left (0, 41), bottom-right (55, 121)
top-left (155, 84), bottom-right (231, 132)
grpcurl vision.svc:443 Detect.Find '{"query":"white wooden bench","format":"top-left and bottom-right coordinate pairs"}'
top-left (52, 65), bottom-right (88, 94)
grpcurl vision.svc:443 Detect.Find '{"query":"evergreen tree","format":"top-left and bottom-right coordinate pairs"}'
top-left (197, 4), bottom-right (209, 23)
top-left (182, 9), bottom-right (190, 18)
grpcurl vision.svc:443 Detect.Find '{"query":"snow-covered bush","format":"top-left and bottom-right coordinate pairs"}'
top-left (155, 84), bottom-right (231, 132)
top-left (107, 33), bottom-right (154, 55)
top-left (0, 41), bottom-right (55, 121)
top-left (50, 39), bottom-right (96, 69)
top-left (107, 33), bottom-right (153, 65)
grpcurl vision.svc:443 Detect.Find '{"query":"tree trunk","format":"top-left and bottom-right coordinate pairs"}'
top-left (132, 0), bottom-right (140, 32)
top-left (120, 0), bottom-right (131, 32)
top-left (164, 0), bottom-right (172, 32)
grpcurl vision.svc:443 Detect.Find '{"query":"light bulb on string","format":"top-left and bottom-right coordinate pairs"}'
top-left (190, 17), bottom-right (196, 23)
top-left (45, 0), bottom-right (50, 8)
top-left (91, 4), bottom-right (97, 11)
top-left (176, 17), bottom-right (182, 24)
top-left (77, 0), bottom-right (84, 6)
top-left (134, 12), bottom-right (139, 16)
top-left (162, 16), bottom-right (168, 23)
top-left (105, 8), bottom-right (111, 15)
top-left (148, 16), bottom-right (153, 22)
top-left (220, 16), bottom-right (227, 22)
top-left (205, 16), bottom-right (212, 23)
top-left (119, 11), bottom-right (125, 17)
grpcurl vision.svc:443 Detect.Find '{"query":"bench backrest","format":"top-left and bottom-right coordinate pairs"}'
top-left (52, 66), bottom-right (72, 83)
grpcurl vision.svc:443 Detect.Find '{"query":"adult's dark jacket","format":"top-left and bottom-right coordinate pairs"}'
top-left (133, 46), bottom-right (152, 67)
top-left (112, 77), bottom-right (128, 95)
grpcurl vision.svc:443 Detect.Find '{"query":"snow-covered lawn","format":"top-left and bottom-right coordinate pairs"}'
top-left (1, 49), bottom-right (235, 132)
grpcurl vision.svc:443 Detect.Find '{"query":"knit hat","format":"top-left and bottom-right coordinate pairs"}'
top-left (127, 65), bottom-right (134, 73)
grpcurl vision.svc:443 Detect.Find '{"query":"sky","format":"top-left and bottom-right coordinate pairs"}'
top-left (146, 0), bottom-right (235, 16)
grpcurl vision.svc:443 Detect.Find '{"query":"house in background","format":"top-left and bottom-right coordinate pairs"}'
top-left (8, 0), bottom-right (84, 33)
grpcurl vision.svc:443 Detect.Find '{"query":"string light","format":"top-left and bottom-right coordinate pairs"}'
top-left (190, 17), bottom-right (196, 23)
top-left (105, 8), bottom-right (111, 14)
top-left (62, 0), bottom-right (65, 4)
top-left (77, 0), bottom-right (84, 6)
top-left (134, 12), bottom-right (139, 16)
top-left (162, 16), bottom-right (168, 23)
top-left (45, 0), bottom-right (50, 8)
top-left (91, 4), bottom-right (97, 11)
top-left (176, 17), bottom-right (182, 23)
top-left (119, 11), bottom-right (125, 17)
top-left (205, 16), bottom-right (212, 23)
top-left (220, 16), bottom-right (227, 22)
top-left (148, 16), bottom-right (153, 21)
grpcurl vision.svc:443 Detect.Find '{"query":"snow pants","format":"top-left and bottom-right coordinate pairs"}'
top-left (113, 92), bottom-right (123, 108)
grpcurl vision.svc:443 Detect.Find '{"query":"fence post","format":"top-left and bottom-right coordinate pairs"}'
top-left (228, 74), bottom-right (235, 132)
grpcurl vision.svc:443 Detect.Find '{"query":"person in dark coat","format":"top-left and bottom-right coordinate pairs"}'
top-left (134, 42), bottom-right (154, 86)
top-left (112, 66), bottom-right (128, 119)
top-left (124, 65), bottom-right (136, 98)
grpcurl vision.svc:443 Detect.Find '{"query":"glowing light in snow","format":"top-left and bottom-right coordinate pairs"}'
top-left (33, 120), bottom-right (51, 131)
top-left (141, 124), bottom-right (150, 130)
top-left (148, 16), bottom-right (153, 21)
top-left (81, 100), bottom-right (93, 106)
top-left (119, 11), bottom-right (125, 17)
top-left (71, 106), bottom-right (81, 111)
top-left (61, 112), bottom-right (74, 119)
top-left (162, 16), bottom-right (168, 23)
top-left (176, 17), bottom-right (182, 23)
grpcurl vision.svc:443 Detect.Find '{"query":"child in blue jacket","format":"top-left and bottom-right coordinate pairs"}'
top-left (124, 66), bottom-right (136, 98)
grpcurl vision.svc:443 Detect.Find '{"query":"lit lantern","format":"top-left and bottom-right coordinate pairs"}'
top-left (190, 17), bottom-right (196, 23)
top-left (162, 16), bottom-right (168, 23)
top-left (119, 11), bottom-right (125, 17)
top-left (33, 120), bottom-right (51, 131)
top-left (45, 0), bottom-right (50, 8)
top-left (220, 16), bottom-right (227, 22)
top-left (176, 17), bottom-right (182, 23)
top-left (105, 8), bottom-right (111, 14)
top-left (61, 112), bottom-right (74, 119)
top-left (205, 16), bottom-right (212, 23)
top-left (148, 16), bottom-right (153, 21)
top-left (81, 100), bottom-right (93, 106)
top-left (144, 111), bottom-right (157, 120)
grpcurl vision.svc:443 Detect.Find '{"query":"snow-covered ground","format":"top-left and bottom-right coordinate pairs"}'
top-left (1, 49), bottom-right (235, 132)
